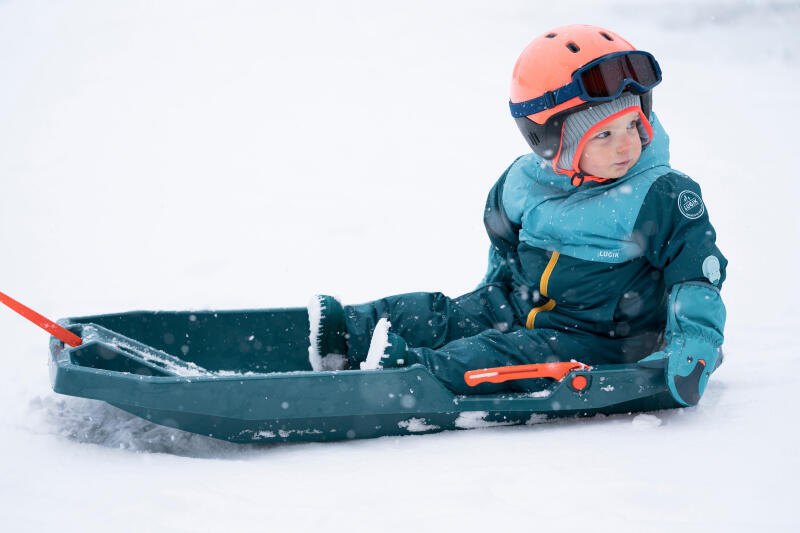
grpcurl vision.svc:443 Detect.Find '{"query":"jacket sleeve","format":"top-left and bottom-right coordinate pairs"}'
top-left (479, 161), bottom-right (523, 286)
top-left (633, 172), bottom-right (728, 290)
top-left (480, 245), bottom-right (511, 286)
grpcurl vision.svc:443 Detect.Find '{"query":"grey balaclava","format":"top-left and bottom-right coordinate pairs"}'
top-left (556, 93), bottom-right (650, 172)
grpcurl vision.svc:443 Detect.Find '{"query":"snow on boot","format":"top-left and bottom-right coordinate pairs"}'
top-left (307, 294), bottom-right (349, 371)
top-left (360, 318), bottom-right (409, 370)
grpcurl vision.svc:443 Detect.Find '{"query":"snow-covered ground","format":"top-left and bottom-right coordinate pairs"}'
top-left (1, 0), bottom-right (798, 531)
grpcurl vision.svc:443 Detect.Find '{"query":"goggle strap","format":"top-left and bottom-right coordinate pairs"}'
top-left (509, 51), bottom-right (661, 119)
top-left (509, 81), bottom-right (583, 118)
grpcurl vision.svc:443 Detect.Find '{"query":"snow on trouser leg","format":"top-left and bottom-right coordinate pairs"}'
top-left (360, 318), bottom-right (411, 370)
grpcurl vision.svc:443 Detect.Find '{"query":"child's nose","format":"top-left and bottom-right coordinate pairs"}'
top-left (617, 133), bottom-right (633, 152)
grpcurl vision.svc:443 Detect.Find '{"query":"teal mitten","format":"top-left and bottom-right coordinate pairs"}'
top-left (638, 282), bottom-right (726, 406)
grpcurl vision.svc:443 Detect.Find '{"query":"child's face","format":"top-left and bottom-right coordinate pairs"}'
top-left (578, 111), bottom-right (642, 180)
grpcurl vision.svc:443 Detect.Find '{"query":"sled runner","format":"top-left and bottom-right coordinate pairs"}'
top-left (47, 307), bottom-right (680, 443)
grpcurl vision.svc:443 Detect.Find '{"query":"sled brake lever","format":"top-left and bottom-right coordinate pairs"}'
top-left (464, 361), bottom-right (592, 387)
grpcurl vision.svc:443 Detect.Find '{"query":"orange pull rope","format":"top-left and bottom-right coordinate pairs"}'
top-left (0, 291), bottom-right (82, 347)
top-left (464, 361), bottom-right (591, 387)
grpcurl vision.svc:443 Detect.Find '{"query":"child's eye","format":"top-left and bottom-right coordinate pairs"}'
top-left (595, 131), bottom-right (610, 139)
top-left (627, 120), bottom-right (638, 129)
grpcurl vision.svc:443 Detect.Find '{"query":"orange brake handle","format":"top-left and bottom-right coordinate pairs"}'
top-left (464, 361), bottom-right (591, 387)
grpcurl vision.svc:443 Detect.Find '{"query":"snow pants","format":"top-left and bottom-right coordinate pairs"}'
top-left (343, 283), bottom-right (662, 395)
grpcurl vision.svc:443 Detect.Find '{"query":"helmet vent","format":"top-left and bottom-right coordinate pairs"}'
top-left (599, 32), bottom-right (614, 41)
top-left (528, 131), bottom-right (540, 145)
top-left (566, 42), bottom-right (580, 53)
top-left (545, 33), bottom-right (557, 38)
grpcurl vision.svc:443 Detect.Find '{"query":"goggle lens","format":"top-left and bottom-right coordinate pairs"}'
top-left (580, 53), bottom-right (660, 98)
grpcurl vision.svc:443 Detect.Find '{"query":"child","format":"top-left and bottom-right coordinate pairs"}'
top-left (308, 25), bottom-right (727, 407)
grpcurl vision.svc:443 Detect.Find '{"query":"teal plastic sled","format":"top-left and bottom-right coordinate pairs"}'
top-left (49, 308), bottom-right (680, 443)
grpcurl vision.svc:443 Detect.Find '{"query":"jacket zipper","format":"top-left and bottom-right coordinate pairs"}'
top-left (526, 251), bottom-right (559, 329)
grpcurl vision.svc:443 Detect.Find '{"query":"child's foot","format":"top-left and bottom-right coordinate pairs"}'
top-left (307, 294), bottom-right (349, 371)
top-left (360, 318), bottom-right (409, 370)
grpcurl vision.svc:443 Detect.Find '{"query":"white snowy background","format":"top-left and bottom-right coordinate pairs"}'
top-left (1, 0), bottom-right (798, 531)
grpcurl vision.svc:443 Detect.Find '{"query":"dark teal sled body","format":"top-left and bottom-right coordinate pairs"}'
top-left (49, 308), bottom-right (680, 443)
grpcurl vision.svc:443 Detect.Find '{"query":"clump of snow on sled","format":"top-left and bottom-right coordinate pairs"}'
top-left (398, 417), bottom-right (440, 432)
top-left (454, 411), bottom-right (517, 429)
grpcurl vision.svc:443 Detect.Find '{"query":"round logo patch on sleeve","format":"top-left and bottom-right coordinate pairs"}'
top-left (678, 190), bottom-right (705, 219)
top-left (702, 255), bottom-right (721, 285)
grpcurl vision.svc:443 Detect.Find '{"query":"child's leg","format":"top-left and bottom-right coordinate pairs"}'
top-left (406, 327), bottom-right (599, 395)
top-left (344, 284), bottom-right (517, 366)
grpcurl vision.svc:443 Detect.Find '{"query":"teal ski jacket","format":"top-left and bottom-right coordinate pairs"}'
top-left (482, 112), bottom-right (727, 358)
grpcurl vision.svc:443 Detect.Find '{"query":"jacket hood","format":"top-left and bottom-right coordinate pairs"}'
top-left (523, 111), bottom-right (671, 195)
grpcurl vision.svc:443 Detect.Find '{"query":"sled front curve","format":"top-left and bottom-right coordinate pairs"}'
top-left (49, 308), bottom-right (679, 443)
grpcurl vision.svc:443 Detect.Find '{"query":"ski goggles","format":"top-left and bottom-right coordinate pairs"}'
top-left (509, 51), bottom-right (662, 118)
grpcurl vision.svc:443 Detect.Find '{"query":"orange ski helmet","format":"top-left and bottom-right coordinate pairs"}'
top-left (510, 25), bottom-right (657, 159)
